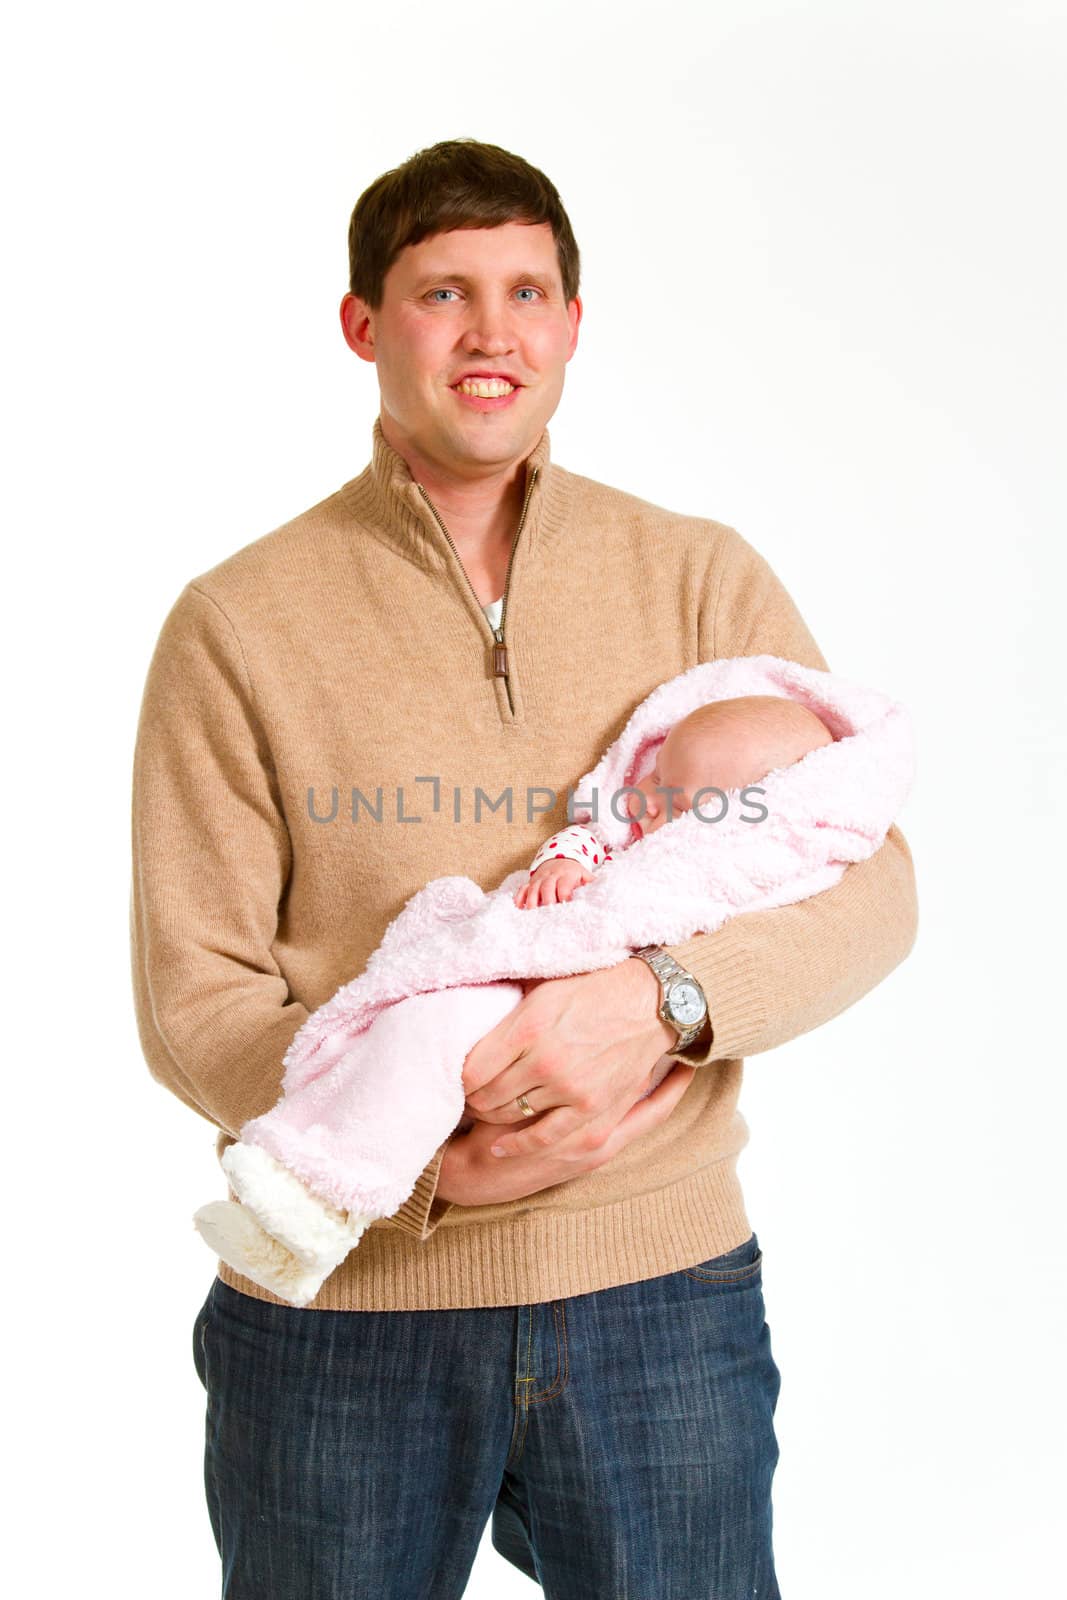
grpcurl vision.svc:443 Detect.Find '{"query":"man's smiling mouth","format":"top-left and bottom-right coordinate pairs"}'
top-left (452, 377), bottom-right (517, 397)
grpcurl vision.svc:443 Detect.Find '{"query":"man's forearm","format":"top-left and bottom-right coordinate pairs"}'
top-left (132, 943), bottom-right (311, 1141)
top-left (662, 822), bottom-right (917, 1067)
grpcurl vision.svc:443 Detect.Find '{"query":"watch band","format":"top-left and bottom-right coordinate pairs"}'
top-left (631, 944), bottom-right (709, 1051)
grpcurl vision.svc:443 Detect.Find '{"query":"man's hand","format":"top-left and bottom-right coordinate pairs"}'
top-left (437, 1056), bottom-right (696, 1205)
top-left (459, 957), bottom-right (681, 1160)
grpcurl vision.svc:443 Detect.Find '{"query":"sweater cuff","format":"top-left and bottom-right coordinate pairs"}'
top-left (379, 1137), bottom-right (455, 1241)
top-left (663, 1013), bottom-right (713, 1067)
top-left (661, 925), bottom-right (768, 1067)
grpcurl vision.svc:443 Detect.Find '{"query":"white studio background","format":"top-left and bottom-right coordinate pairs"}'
top-left (4, 2), bottom-right (1062, 1595)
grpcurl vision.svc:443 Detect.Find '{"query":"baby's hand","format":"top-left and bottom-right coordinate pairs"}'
top-left (514, 859), bottom-right (593, 908)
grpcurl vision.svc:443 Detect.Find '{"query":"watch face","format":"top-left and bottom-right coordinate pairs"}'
top-left (668, 980), bottom-right (706, 1027)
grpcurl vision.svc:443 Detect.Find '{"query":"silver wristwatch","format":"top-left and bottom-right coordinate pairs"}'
top-left (631, 945), bottom-right (709, 1052)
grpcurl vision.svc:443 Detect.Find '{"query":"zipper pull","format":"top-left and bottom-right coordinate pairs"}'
top-left (492, 627), bottom-right (508, 677)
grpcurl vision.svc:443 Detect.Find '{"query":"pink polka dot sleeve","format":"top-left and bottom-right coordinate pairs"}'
top-left (528, 823), bottom-right (615, 877)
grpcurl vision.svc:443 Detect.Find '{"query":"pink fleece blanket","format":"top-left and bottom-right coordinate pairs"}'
top-left (232, 654), bottom-right (913, 1222)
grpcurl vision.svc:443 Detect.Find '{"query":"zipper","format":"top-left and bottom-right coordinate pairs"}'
top-left (415, 465), bottom-right (539, 718)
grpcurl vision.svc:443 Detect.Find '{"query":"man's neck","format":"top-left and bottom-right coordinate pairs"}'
top-left (380, 415), bottom-right (529, 558)
top-left (415, 473), bottom-right (526, 558)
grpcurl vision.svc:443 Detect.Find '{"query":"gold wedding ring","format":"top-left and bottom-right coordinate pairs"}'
top-left (516, 1093), bottom-right (536, 1117)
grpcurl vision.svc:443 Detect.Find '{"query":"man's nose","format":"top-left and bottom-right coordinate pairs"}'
top-left (461, 299), bottom-right (516, 353)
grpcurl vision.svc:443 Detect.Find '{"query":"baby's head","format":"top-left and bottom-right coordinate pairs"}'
top-left (625, 695), bottom-right (835, 838)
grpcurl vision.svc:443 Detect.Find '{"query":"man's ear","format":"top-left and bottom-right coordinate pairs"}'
top-left (565, 294), bottom-right (583, 361)
top-left (340, 292), bottom-right (376, 363)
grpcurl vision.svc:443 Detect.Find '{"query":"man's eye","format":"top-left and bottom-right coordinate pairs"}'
top-left (427, 287), bottom-right (541, 303)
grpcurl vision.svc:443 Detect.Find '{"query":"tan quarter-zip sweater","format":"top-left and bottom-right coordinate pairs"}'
top-left (130, 418), bottom-right (918, 1310)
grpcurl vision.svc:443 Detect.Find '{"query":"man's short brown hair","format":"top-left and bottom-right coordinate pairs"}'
top-left (347, 138), bottom-right (581, 309)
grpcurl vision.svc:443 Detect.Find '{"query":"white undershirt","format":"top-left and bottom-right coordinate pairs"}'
top-left (482, 596), bottom-right (503, 631)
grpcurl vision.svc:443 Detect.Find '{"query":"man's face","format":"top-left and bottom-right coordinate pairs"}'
top-left (341, 221), bottom-right (581, 481)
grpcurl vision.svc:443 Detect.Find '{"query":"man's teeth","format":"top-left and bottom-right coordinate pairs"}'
top-left (454, 378), bottom-right (515, 397)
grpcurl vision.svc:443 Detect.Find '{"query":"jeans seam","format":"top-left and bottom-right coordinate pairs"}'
top-left (507, 1307), bottom-right (534, 1468)
top-left (528, 1301), bottom-right (568, 1404)
top-left (200, 1285), bottom-right (226, 1568)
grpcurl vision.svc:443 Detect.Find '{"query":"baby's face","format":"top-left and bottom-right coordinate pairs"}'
top-left (625, 714), bottom-right (770, 839)
top-left (625, 701), bottom-right (830, 840)
top-left (625, 734), bottom-right (707, 840)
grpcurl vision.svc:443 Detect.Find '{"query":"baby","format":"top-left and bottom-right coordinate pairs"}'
top-left (194, 691), bottom-right (835, 1304)
top-left (515, 694), bottom-right (834, 907)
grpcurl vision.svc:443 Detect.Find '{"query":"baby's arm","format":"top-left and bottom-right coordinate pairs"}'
top-left (514, 824), bottom-right (614, 908)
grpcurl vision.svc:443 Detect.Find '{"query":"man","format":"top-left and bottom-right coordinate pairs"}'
top-left (132, 138), bottom-right (917, 1597)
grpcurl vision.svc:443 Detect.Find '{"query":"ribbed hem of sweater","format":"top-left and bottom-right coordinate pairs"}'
top-left (215, 1151), bottom-right (752, 1311)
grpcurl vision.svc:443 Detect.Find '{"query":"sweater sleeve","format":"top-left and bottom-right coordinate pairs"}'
top-left (659, 525), bottom-right (918, 1068)
top-left (130, 582), bottom-right (313, 1137)
top-left (130, 581), bottom-right (454, 1240)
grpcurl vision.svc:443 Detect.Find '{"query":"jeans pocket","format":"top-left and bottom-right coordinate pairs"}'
top-left (679, 1231), bottom-right (763, 1285)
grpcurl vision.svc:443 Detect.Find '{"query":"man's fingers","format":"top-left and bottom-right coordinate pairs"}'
top-left (488, 1103), bottom-right (586, 1158)
top-left (487, 1065), bottom-right (694, 1160)
top-left (464, 1091), bottom-right (544, 1125)
top-left (601, 1064), bottom-right (696, 1155)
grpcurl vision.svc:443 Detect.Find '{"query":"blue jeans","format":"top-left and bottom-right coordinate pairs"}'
top-left (192, 1232), bottom-right (781, 1598)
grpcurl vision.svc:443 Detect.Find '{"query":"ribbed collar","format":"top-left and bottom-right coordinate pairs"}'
top-left (338, 416), bottom-right (567, 574)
